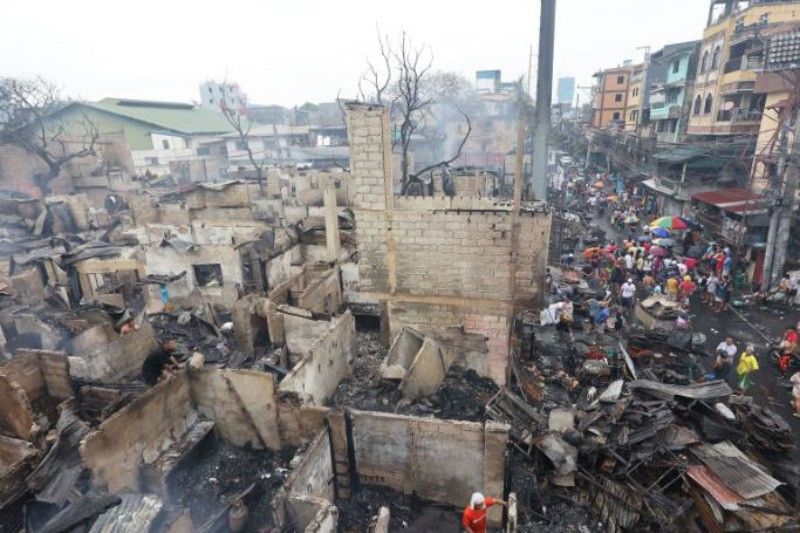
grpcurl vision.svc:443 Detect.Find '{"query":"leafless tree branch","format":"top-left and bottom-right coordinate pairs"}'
top-left (0, 76), bottom-right (100, 195)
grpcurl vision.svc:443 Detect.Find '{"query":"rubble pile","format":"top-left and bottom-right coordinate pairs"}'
top-left (336, 486), bottom-right (459, 532)
top-left (496, 323), bottom-right (799, 531)
top-left (330, 330), bottom-right (499, 420)
top-left (168, 439), bottom-right (295, 530)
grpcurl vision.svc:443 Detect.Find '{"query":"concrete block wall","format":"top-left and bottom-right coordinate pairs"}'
top-left (276, 398), bottom-right (330, 448)
top-left (81, 374), bottom-right (196, 493)
top-left (188, 368), bottom-right (281, 450)
top-left (279, 311), bottom-right (355, 404)
top-left (345, 103), bottom-right (552, 384)
top-left (345, 103), bottom-right (392, 211)
top-left (68, 320), bottom-right (158, 382)
top-left (348, 411), bottom-right (509, 526)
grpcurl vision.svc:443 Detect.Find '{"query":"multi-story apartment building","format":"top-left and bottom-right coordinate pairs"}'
top-left (647, 41), bottom-right (701, 143)
top-left (624, 64), bottom-right (646, 131)
top-left (688, 0), bottom-right (800, 138)
top-left (592, 64), bottom-right (633, 128)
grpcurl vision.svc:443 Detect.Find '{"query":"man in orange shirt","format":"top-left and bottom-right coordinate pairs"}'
top-left (462, 492), bottom-right (506, 533)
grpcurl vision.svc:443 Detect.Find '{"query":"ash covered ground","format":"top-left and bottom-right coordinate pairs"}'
top-left (168, 437), bottom-right (296, 531)
top-left (329, 331), bottom-right (499, 421)
top-left (336, 485), bottom-right (460, 532)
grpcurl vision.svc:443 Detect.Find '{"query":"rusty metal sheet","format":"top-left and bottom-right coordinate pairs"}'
top-left (693, 442), bottom-right (782, 500)
top-left (687, 465), bottom-right (742, 511)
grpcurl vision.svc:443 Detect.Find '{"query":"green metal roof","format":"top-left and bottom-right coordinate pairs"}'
top-left (74, 98), bottom-right (237, 135)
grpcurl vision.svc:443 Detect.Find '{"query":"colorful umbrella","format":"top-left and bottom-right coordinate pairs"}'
top-left (653, 238), bottom-right (676, 247)
top-left (650, 216), bottom-right (688, 230)
top-left (583, 247), bottom-right (602, 259)
top-left (625, 214), bottom-right (639, 224)
top-left (649, 245), bottom-right (669, 257)
top-left (651, 227), bottom-right (671, 238)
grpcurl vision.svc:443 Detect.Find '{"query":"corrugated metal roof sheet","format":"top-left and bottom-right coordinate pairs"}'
top-left (692, 188), bottom-right (759, 206)
top-left (687, 465), bottom-right (743, 511)
top-left (693, 441), bottom-right (782, 500)
top-left (628, 379), bottom-right (732, 400)
top-left (63, 99), bottom-right (235, 136)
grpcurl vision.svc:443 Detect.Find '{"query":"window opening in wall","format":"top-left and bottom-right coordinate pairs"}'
top-left (615, 94), bottom-right (623, 102)
top-left (162, 139), bottom-right (170, 149)
top-left (617, 75), bottom-right (624, 84)
top-left (193, 264), bottom-right (223, 287)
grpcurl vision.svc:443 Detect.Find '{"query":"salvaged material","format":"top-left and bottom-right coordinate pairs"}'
top-left (628, 379), bottom-right (732, 400)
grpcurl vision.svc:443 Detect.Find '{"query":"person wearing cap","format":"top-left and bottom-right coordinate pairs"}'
top-left (462, 492), bottom-right (506, 533)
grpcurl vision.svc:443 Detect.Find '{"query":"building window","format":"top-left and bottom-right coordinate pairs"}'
top-left (673, 60), bottom-right (680, 73)
top-left (615, 93), bottom-right (623, 102)
top-left (617, 75), bottom-right (625, 84)
top-left (613, 112), bottom-right (621, 120)
top-left (235, 140), bottom-right (247, 150)
top-left (162, 139), bottom-right (170, 149)
top-left (145, 156), bottom-right (158, 165)
top-left (704, 94), bottom-right (713, 114)
top-left (759, 13), bottom-right (768, 26)
top-left (711, 46), bottom-right (721, 70)
top-left (694, 95), bottom-right (702, 115)
top-left (208, 86), bottom-right (213, 94)
top-left (196, 146), bottom-right (211, 156)
top-left (701, 51), bottom-right (709, 73)
top-left (193, 264), bottom-right (223, 287)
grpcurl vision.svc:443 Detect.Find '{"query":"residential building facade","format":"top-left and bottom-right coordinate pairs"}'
top-left (687, 1), bottom-right (800, 138)
top-left (592, 65), bottom-right (632, 128)
top-left (625, 64), bottom-right (646, 131)
top-left (647, 41), bottom-right (700, 143)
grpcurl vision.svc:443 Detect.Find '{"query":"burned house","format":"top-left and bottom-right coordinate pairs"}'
top-left (345, 102), bottom-right (551, 384)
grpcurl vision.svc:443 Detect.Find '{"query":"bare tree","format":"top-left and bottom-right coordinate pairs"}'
top-left (0, 77), bottom-right (99, 195)
top-left (393, 32), bottom-right (433, 189)
top-left (218, 96), bottom-right (266, 193)
top-left (358, 28), bottom-right (392, 106)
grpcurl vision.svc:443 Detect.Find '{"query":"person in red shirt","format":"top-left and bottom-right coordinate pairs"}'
top-left (462, 492), bottom-right (506, 533)
top-left (779, 326), bottom-right (799, 375)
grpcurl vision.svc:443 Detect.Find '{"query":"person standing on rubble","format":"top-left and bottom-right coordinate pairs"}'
top-left (462, 492), bottom-right (506, 533)
top-left (142, 339), bottom-right (181, 386)
top-left (736, 344), bottom-right (760, 394)
top-left (714, 337), bottom-right (737, 383)
top-left (790, 371), bottom-right (800, 418)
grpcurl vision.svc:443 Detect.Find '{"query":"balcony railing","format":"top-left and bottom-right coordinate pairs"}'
top-left (717, 108), bottom-right (763, 123)
top-left (723, 57), bottom-right (764, 74)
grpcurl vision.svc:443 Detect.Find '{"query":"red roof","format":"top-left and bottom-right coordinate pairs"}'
top-left (692, 188), bottom-right (760, 205)
top-left (692, 188), bottom-right (769, 214)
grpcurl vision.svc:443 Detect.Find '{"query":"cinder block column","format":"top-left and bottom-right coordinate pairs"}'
top-left (323, 181), bottom-right (341, 261)
top-left (345, 103), bottom-right (393, 211)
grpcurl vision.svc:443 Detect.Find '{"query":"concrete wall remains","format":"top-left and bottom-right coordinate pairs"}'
top-left (188, 368), bottom-right (281, 450)
top-left (279, 311), bottom-right (355, 404)
top-left (346, 410), bottom-right (509, 527)
top-left (345, 103), bottom-right (551, 384)
top-left (81, 374), bottom-right (196, 493)
top-left (68, 320), bottom-right (157, 382)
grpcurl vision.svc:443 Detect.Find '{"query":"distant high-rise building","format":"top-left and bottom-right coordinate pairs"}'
top-left (557, 77), bottom-right (576, 106)
top-left (199, 80), bottom-right (247, 113)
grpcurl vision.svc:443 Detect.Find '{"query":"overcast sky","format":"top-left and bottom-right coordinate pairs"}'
top-left (1, 0), bottom-right (711, 107)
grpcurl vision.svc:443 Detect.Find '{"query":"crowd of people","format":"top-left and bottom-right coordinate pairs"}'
top-left (548, 165), bottom-right (800, 416)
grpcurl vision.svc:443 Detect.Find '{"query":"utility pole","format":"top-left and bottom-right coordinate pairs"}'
top-left (527, 44), bottom-right (534, 97)
top-left (768, 108), bottom-right (800, 287)
top-left (762, 121), bottom-right (788, 287)
top-left (531, 0), bottom-right (556, 200)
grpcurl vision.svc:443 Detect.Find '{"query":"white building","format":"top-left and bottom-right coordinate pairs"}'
top-left (199, 80), bottom-right (247, 113)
